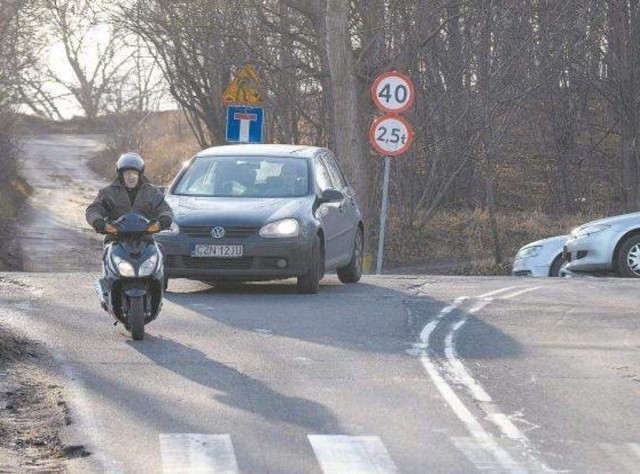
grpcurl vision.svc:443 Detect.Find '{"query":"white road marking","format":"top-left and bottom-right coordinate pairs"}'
top-left (419, 354), bottom-right (524, 471)
top-left (308, 435), bottom-right (398, 474)
top-left (500, 287), bottom-right (542, 300)
top-left (159, 434), bottom-right (239, 474)
top-left (476, 286), bottom-right (523, 299)
top-left (444, 318), bottom-right (492, 403)
top-left (414, 287), bottom-right (555, 472)
top-left (629, 443), bottom-right (640, 458)
top-left (419, 297), bottom-right (466, 343)
top-left (451, 437), bottom-right (517, 471)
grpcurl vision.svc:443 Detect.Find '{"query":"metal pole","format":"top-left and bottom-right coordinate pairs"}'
top-left (376, 156), bottom-right (391, 275)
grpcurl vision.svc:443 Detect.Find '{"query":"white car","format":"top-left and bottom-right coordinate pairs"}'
top-left (563, 212), bottom-right (640, 277)
top-left (512, 235), bottom-right (568, 277)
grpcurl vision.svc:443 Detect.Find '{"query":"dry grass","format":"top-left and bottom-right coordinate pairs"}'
top-left (137, 111), bottom-right (200, 185)
top-left (88, 110), bottom-right (200, 185)
top-left (383, 208), bottom-right (600, 275)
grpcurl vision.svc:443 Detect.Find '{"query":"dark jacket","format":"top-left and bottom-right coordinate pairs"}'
top-left (86, 177), bottom-right (173, 229)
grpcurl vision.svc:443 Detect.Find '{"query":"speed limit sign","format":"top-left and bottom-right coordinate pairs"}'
top-left (369, 114), bottom-right (415, 156)
top-left (371, 71), bottom-right (415, 114)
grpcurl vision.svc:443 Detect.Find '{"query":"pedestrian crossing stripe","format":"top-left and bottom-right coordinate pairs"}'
top-left (159, 434), bottom-right (239, 474)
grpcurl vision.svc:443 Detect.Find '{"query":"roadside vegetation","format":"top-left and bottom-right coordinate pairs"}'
top-left (0, 0), bottom-right (42, 271)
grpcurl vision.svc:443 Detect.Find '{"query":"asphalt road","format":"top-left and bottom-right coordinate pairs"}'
top-left (1, 273), bottom-right (639, 473)
top-left (6, 135), bottom-right (640, 473)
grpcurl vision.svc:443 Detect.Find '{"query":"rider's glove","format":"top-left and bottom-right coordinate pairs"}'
top-left (92, 218), bottom-right (106, 233)
top-left (158, 215), bottom-right (172, 230)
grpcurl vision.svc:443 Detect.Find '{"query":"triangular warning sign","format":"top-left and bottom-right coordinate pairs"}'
top-left (222, 64), bottom-right (264, 106)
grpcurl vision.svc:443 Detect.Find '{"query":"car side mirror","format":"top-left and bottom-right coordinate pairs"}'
top-left (319, 189), bottom-right (344, 203)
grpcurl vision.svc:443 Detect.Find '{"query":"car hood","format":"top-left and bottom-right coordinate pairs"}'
top-left (576, 211), bottom-right (640, 229)
top-left (520, 234), bottom-right (568, 250)
top-left (166, 195), bottom-right (311, 226)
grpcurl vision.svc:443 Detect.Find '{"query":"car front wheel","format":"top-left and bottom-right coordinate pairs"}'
top-left (616, 234), bottom-right (640, 277)
top-left (337, 227), bottom-right (363, 283)
top-left (549, 254), bottom-right (565, 277)
top-left (297, 235), bottom-right (324, 294)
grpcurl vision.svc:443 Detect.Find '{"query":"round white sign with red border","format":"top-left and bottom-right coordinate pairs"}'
top-left (371, 71), bottom-right (415, 114)
top-left (369, 114), bottom-right (415, 156)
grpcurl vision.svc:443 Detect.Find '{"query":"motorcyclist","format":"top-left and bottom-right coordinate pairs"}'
top-left (86, 152), bottom-right (173, 237)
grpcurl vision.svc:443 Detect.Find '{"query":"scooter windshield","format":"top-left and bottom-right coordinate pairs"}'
top-left (113, 212), bottom-right (152, 236)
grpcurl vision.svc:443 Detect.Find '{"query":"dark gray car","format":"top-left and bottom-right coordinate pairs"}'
top-left (156, 144), bottom-right (364, 293)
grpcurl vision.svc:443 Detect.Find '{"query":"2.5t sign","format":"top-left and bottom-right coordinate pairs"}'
top-left (369, 114), bottom-right (415, 156)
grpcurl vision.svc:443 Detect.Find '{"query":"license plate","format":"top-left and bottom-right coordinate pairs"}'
top-left (191, 244), bottom-right (244, 258)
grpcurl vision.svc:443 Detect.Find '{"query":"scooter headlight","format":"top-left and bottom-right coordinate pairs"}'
top-left (139, 254), bottom-right (159, 277)
top-left (112, 255), bottom-right (135, 277)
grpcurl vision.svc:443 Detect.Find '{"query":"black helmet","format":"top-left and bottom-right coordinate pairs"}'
top-left (116, 152), bottom-right (145, 175)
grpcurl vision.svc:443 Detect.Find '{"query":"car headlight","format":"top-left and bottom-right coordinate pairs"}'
top-left (112, 255), bottom-right (135, 277)
top-left (570, 224), bottom-right (611, 238)
top-left (516, 245), bottom-right (541, 259)
top-left (139, 254), bottom-right (159, 277)
top-left (159, 222), bottom-right (180, 236)
top-left (259, 218), bottom-right (299, 238)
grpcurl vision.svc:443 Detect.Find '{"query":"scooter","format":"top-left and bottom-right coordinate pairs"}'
top-left (95, 209), bottom-right (165, 341)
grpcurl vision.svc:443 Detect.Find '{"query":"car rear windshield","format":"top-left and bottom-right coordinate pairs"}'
top-left (173, 156), bottom-right (310, 198)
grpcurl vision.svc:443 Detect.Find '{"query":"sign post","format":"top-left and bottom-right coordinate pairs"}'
top-left (369, 71), bottom-right (416, 275)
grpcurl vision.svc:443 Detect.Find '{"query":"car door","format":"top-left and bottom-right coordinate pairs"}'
top-left (320, 151), bottom-right (359, 266)
top-left (313, 155), bottom-right (342, 266)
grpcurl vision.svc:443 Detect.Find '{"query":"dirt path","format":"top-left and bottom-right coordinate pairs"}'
top-left (16, 135), bottom-right (106, 272)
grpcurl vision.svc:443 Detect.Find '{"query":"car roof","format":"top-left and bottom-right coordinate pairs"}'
top-left (196, 144), bottom-right (325, 159)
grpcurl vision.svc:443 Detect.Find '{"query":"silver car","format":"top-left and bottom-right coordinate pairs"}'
top-left (563, 212), bottom-right (640, 277)
top-left (512, 235), bottom-right (567, 277)
top-left (155, 144), bottom-right (364, 293)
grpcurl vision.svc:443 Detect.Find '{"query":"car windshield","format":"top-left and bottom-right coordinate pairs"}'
top-left (173, 155), bottom-right (310, 198)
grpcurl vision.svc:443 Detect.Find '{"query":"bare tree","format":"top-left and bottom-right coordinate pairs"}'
top-left (38, 0), bottom-right (132, 121)
top-left (603, 0), bottom-right (640, 210)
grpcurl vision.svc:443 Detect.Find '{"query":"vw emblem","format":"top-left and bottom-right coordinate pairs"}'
top-left (211, 226), bottom-right (226, 239)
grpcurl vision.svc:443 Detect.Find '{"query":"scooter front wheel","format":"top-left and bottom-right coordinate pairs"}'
top-left (129, 296), bottom-right (145, 340)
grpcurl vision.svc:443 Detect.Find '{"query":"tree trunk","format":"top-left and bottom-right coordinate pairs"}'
top-left (324, 0), bottom-right (373, 251)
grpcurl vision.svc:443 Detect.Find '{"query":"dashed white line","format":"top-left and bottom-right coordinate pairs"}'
top-left (476, 286), bottom-right (523, 299)
top-left (500, 287), bottom-right (543, 300)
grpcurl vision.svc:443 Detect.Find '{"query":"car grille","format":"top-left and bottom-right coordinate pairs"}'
top-left (180, 225), bottom-right (258, 239)
top-left (165, 255), bottom-right (253, 269)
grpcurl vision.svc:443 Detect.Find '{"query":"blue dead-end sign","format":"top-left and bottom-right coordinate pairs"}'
top-left (226, 106), bottom-right (264, 143)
